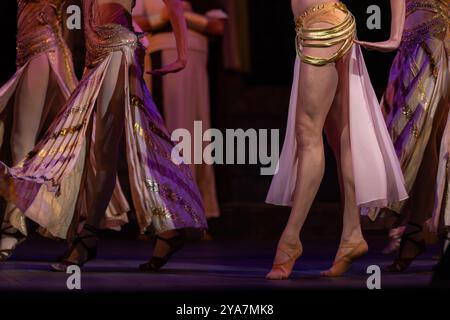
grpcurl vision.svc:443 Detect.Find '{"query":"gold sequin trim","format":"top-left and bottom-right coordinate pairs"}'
top-left (134, 122), bottom-right (192, 177)
top-left (145, 179), bottom-right (160, 193)
top-left (134, 122), bottom-right (154, 148)
top-left (402, 105), bottom-right (413, 120)
top-left (411, 123), bottom-right (419, 138)
top-left (38, 142), bottom-right (77, 158)
top-left (130, 95), bottom-right (172, 143)
top-left (145, 179), bottom-right (202, 224)
top-left (64, 106), bottom-right (89, 117)
top-left (131, 95), bottom-right (145, 110)
top-left (151, 207), bottom-right (182, 223)
top-left (51, 121), bottom-right (86, 139)
top-left (421, 42), bottom-right (439, 80)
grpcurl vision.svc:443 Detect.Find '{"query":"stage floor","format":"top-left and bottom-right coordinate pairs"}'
top-left (0, 233), bottom-right (440, 292)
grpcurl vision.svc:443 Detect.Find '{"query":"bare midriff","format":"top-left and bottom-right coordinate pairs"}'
top-left (95, 0), bottom-right (134, 26)
top-left (291, 0), bottom-right (339, 17)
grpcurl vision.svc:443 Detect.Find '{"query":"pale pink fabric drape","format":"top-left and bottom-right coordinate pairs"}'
top-left (266, 45), bottom-right (408, 208)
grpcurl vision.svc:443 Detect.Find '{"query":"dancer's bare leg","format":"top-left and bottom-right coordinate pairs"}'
top-left (323, 53), bottom-right (366, 271)
top-left (269, 39), bottom-right (339, 274)
top-left (1, 54), bottom-right (49, 256)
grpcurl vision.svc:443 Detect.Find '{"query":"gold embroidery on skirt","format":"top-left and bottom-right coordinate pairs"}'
top-left (64, 106), bottom-right (89, 117)
top-left (51, 121), bottom-right (86, 139)
top-left (145, 179), bottom-right (201, 224)
top-left (421, 42), bottom-right (439, 80)
top-left (403, 105), bottom-right (413, 120)
top-left (38, 142), bottom-right (77, 158)
top-left (134, 121), bottom-right (194, 180)
top-left (131, 95), bottom-right (172, 143)
top-left (145, 179), bottom-right (160, 193)
top-left (151, 207), bottom-right (181, 223)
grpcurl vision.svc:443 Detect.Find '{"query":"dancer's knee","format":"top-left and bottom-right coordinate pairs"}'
top-left (295, 116), bottom-right (322, 150)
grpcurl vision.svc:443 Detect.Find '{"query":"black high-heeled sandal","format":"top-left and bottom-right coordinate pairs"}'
top-left (385, 223), bottom-right (426, 272)
top-left (0, 225), bottom-right (26, 262)
top-left (139, 235), bottom-right (185, 272)
top-left (51, 224), bottom-right (98, 272)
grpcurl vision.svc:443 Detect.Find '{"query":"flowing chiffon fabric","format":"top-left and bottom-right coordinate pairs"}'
top-left (0, 0), bottom-right (207, 238)
top-left (369, 1), bottom-right (449, 224)
top-left (144, 29), bottom-right (221, 218)
top-left (266, 45), bottom-right (408, 208)
top-left (0, 0), bottom-right (78, 231)
top-left (430, 112), bottom-right (450, 232)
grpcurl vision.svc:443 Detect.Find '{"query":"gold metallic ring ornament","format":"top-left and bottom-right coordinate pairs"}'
top-left (294, 2), bottom-right (356, 66)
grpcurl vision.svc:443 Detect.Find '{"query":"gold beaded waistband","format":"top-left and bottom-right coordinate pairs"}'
top-left (406, 0), bottom-right (449, 17)
top-left (294, 2), bottom-right (355, 66)
top-left (401, 15), bottom-right (447, 50)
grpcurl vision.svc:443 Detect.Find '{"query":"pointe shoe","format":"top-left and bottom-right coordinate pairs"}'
top-left (321, 240), bottom-right (368, 277)
top-left (266, 242), bottom-right (303, 280)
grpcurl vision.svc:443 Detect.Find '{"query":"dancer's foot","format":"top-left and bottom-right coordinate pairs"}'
top-left (385, 223), bottom-right (425, 273)
top-left (266, 237), bottom-right (302, 280)
top-left (0, 223), bottom-right (26, 262)
top-left (51, 224), bottom-right (98, 272)
top-left (382, 227), bottom-right (405, 255)
top-left (321, 239), bottom-right (368, 277)
top-left (139, 231), bottom-right (185, 272)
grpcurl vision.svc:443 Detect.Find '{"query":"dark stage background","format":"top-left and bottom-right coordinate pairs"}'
top-left (0, 1), bottom-right (397, 238)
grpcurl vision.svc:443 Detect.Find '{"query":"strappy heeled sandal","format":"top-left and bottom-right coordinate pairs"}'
top-left (266, 242), bottom-right (303, 280)
top-left (382, 227), bottom-right (404, 255)
top-left (0, 225), bottom-right (26, 262)
top-left (321, 240), bottom-right (368, 277)
top-left (139, 234), bottom-right (185, 272)
top-left (385, 223), bottom-right (426, 273)
top-left (51, 224), bottom-right (98, 272)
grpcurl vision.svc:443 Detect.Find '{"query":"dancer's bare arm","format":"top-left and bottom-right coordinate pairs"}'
top-left (147, 0), bottom-right (188, 76)
top-left (355, 0), bottom-right (405, 52)
top-left (184, 11), bottom-right (225, 36)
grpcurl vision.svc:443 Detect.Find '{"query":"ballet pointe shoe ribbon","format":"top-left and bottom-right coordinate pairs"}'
top-left (321, 240), bottom-right (368, 277)
top-left (266, 242), bottom-right (303, 280)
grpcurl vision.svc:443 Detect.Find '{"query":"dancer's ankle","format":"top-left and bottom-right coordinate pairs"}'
top-left (340, 228), bottom-right (364, 245)
top-left (279, 230), bottom-right (300, 247)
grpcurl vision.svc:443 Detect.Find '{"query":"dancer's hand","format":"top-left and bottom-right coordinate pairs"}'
top-left (205, 19), bottom-right (225, 35)
top-left (354, 39), bottom-right (401, 52)
top-left (147, 59), bottom-right (187, 76)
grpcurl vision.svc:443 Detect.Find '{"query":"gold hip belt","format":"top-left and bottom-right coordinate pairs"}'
top-left (295, 2), bottom-right (356, 66)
